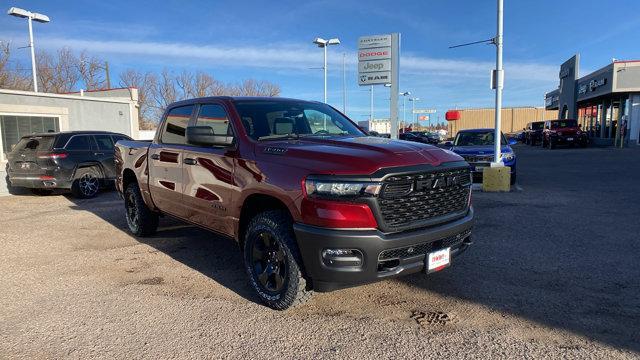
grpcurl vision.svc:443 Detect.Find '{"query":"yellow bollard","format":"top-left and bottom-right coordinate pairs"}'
top-left (482, 165), bottom-right (511, 192)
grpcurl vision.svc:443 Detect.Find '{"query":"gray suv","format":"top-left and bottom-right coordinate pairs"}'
top-left (6, 131), bottom-right (132, 198)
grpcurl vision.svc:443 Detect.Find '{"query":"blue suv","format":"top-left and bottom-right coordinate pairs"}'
top-left (445, 128), bottom-right (517, 185)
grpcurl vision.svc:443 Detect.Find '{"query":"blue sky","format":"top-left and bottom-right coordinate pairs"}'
top-left (1, 0), bottom-right (639, 124)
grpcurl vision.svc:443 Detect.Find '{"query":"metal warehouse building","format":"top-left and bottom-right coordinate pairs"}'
top-left (445, 107), bottom-right (557, 138)
top-left (0, 88), bottom-right (139, 195)
top-left (545, 55), bottom-right (640, 146)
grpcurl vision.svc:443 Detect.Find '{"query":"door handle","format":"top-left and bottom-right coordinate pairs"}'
top-left (150, 153), bottom-right (160, 160)
top-left (183, 158), bottom-right (197, 165)
top-left (94, 152), bottom-right (104, 156)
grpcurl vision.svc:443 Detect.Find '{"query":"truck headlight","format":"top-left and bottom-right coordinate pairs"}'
top-left (502, 153), bottom-right (515, 161)
top-left (304, 179), bottom-right (381, 198)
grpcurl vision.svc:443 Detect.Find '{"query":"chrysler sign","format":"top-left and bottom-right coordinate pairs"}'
top-left (358, 34), bottom-right (391, 49)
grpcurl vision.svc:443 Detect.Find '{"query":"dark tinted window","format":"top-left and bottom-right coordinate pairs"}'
top-left (234, 100), bottom-right (364, 140)
top-left (111, 135), bottom-right (130, 143)
top-left (551, 120), bottom-right (577, 129)
top-left (161, 105), bottom-right (194, 144)
top-left (65, 135), bottom-right (95, 150)
top-left (196, 104), bottom-right (231, 136)
top-left (94, 135), bottom-right (115, 150)
top-left (14, 136), bottom-right (55, 151)
top-left (454, 131), bottom-right (507, 146)
top-left (531, 122), bottom-right (544, 130)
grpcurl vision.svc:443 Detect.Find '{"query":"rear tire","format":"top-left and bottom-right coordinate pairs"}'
top-left (124, 182), bottom-right (159, 237)
top-left (243, 210), bottom-right (313, 310)
top-left (72, 167), bottom-right (101, 198)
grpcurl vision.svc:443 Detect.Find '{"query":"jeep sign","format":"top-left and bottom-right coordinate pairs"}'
top-left (358, 59), bottom-right (391, 73)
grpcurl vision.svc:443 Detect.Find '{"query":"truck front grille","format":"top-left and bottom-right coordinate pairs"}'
top-left (462, 154), bottom-right (494, 163)
top-left (378, 229), bottom-right (471, 261)
top-left (377, 167), bottom-right (471, 231)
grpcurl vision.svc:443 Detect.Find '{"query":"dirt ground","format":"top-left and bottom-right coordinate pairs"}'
top-left (1, 145), bottom-right (639, 359)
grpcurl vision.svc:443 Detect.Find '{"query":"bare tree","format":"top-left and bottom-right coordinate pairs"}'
top-left (78, 51), bottom-right (106, 90)
top-left (119, 68), bottom-right (157, 125)
top-left (36, 47), bottom-right (80, 93)
top-left (149, 69), bottom-right (176, 120)
top-left (233, 79), bottom-right (280, 97)
top-left (0, 41), bottom-right (31, 91)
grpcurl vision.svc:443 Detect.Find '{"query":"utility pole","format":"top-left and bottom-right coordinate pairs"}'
top-left (105, 61), bottom-right (111, 89)
top-left (493, 0), bottom-right (504, 165)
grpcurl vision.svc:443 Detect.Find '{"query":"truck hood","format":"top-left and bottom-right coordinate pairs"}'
top-left (450, 145), bottom-right (513, 155)
top-left (255, 136), bottom-right (463, 175)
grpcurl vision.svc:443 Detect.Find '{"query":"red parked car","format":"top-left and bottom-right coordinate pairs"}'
top-left (541, 119), bottom-right (588, 149)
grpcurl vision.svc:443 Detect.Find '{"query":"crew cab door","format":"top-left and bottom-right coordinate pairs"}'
top-left (147, 105), bottom-right (195, 218)
top-left (182, 103), bottom-right (237, 236)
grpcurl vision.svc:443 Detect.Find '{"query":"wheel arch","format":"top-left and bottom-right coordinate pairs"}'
top-left (237, 193), bottom-right (296, 249)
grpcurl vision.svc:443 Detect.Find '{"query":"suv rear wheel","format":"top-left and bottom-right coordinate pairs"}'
top-left (243, 210), bottom-right (313, 310)
top-left (124, 182), bottom-right (159, 236)
top-left (72, 167), bottom-right (101, 198)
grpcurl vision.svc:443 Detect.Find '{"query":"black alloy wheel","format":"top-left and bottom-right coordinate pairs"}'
top-left (250, 232), bottom-right (288, 294)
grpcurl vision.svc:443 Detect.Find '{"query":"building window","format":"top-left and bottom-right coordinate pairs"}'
top-left (1, 115), bottom-right (60, 157)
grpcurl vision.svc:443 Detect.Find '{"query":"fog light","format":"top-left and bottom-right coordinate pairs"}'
top-left (322, 248), bottom-right (363, 268)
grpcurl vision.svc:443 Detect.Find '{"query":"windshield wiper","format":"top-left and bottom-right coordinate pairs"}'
top-left (257, 133), bottom-right (301, 141)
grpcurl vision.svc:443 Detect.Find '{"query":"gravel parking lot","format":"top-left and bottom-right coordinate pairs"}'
top-left (1, 145), bottom-right (639, 359)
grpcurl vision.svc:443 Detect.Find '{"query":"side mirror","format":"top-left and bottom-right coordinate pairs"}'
top-left (444, 141), bottom-right (453, 146)
top-left (186, 126), bottom-right (234, 147)
top-left (508, 138), bottom-right (518, 145)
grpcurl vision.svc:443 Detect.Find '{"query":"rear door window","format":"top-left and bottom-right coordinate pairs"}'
top-left (94, 135), bottom-right (115, 151)
top-left (65, 135), bottom-right (96, 151)
top-left (161, 105), bottom-right (195, 144)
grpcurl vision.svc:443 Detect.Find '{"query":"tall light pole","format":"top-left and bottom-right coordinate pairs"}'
top-left (409, 97), bottom-right (420, 130)
top-left (400, 92), bottom-right (411, 133)
top-left (342, 53), bottom-right (347, 114)
top-left (7, 7), bottom-right (50, 93)
top-left (313, 37), bottom-right (340, 103)
top-left (493, 0), bottom-right (504, 165)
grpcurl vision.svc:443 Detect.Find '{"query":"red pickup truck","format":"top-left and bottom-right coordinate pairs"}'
top-left (115, 97), bottom-right (474, 310)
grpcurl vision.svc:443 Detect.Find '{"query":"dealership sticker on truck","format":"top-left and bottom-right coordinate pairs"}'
top-left (427, 248), bottom-right (451, 273)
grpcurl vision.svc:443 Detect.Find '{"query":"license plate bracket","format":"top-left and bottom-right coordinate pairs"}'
top-left (426, 247), bottom-right (451, 273)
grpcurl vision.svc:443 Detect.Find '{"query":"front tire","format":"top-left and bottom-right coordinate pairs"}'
top-left (124, 182), bottom-right (159, 237)
top-left (243, 210), bottom-right (313, 310)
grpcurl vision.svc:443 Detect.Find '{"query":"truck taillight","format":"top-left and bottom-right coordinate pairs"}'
top-left (301, 198), bottom-right (378, 229)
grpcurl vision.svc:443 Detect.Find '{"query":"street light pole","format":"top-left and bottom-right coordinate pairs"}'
top-left (370, 85), bottom-right (374, 123)
top-left (8, 7), bottom-right (50, 93)
top-left (27, 16), bottom-right (37, 92)
top-left (399, 92), bottom-right (410, 134)
top-left (313, 37), bottom-right (340, 104)
top-left (342, 53), bottom-right (346, 113)
top-left (493, 0), bottom-right (504, 165)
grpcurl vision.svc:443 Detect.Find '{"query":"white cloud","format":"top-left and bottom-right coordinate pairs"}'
top-left (16, 35), bottom-right (558, 82)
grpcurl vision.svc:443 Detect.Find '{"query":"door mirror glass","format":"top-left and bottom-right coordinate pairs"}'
top-left (186, 126), bottom-right (234, 147)
top-left (444, 141), bottom-right (453, 146)
top-left (508, 138), bottom-right (518, 145)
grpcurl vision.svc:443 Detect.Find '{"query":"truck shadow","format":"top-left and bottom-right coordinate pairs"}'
top-left (398, 146), bottom-right (640, 353)
top-left (66, 192), bottom-right (261, 305)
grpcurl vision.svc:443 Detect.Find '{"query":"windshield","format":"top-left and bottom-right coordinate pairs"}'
top-left (551, 120), bottom-right (577, 129)
top-left (454, 131), bottom-right (507, 146)
top-left (233, 100), bottom-right (365, 140)
top-left (13, 136), bottom-right (55, 152)
top-left (532, 122), bottom-right (544, 130)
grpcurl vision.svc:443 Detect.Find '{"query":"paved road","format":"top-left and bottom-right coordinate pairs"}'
top-left (1, 145), bottom-right (639, 359)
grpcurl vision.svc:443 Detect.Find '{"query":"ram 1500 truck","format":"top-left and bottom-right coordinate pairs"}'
top-left (115, 97), bottom-right (474, 310)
